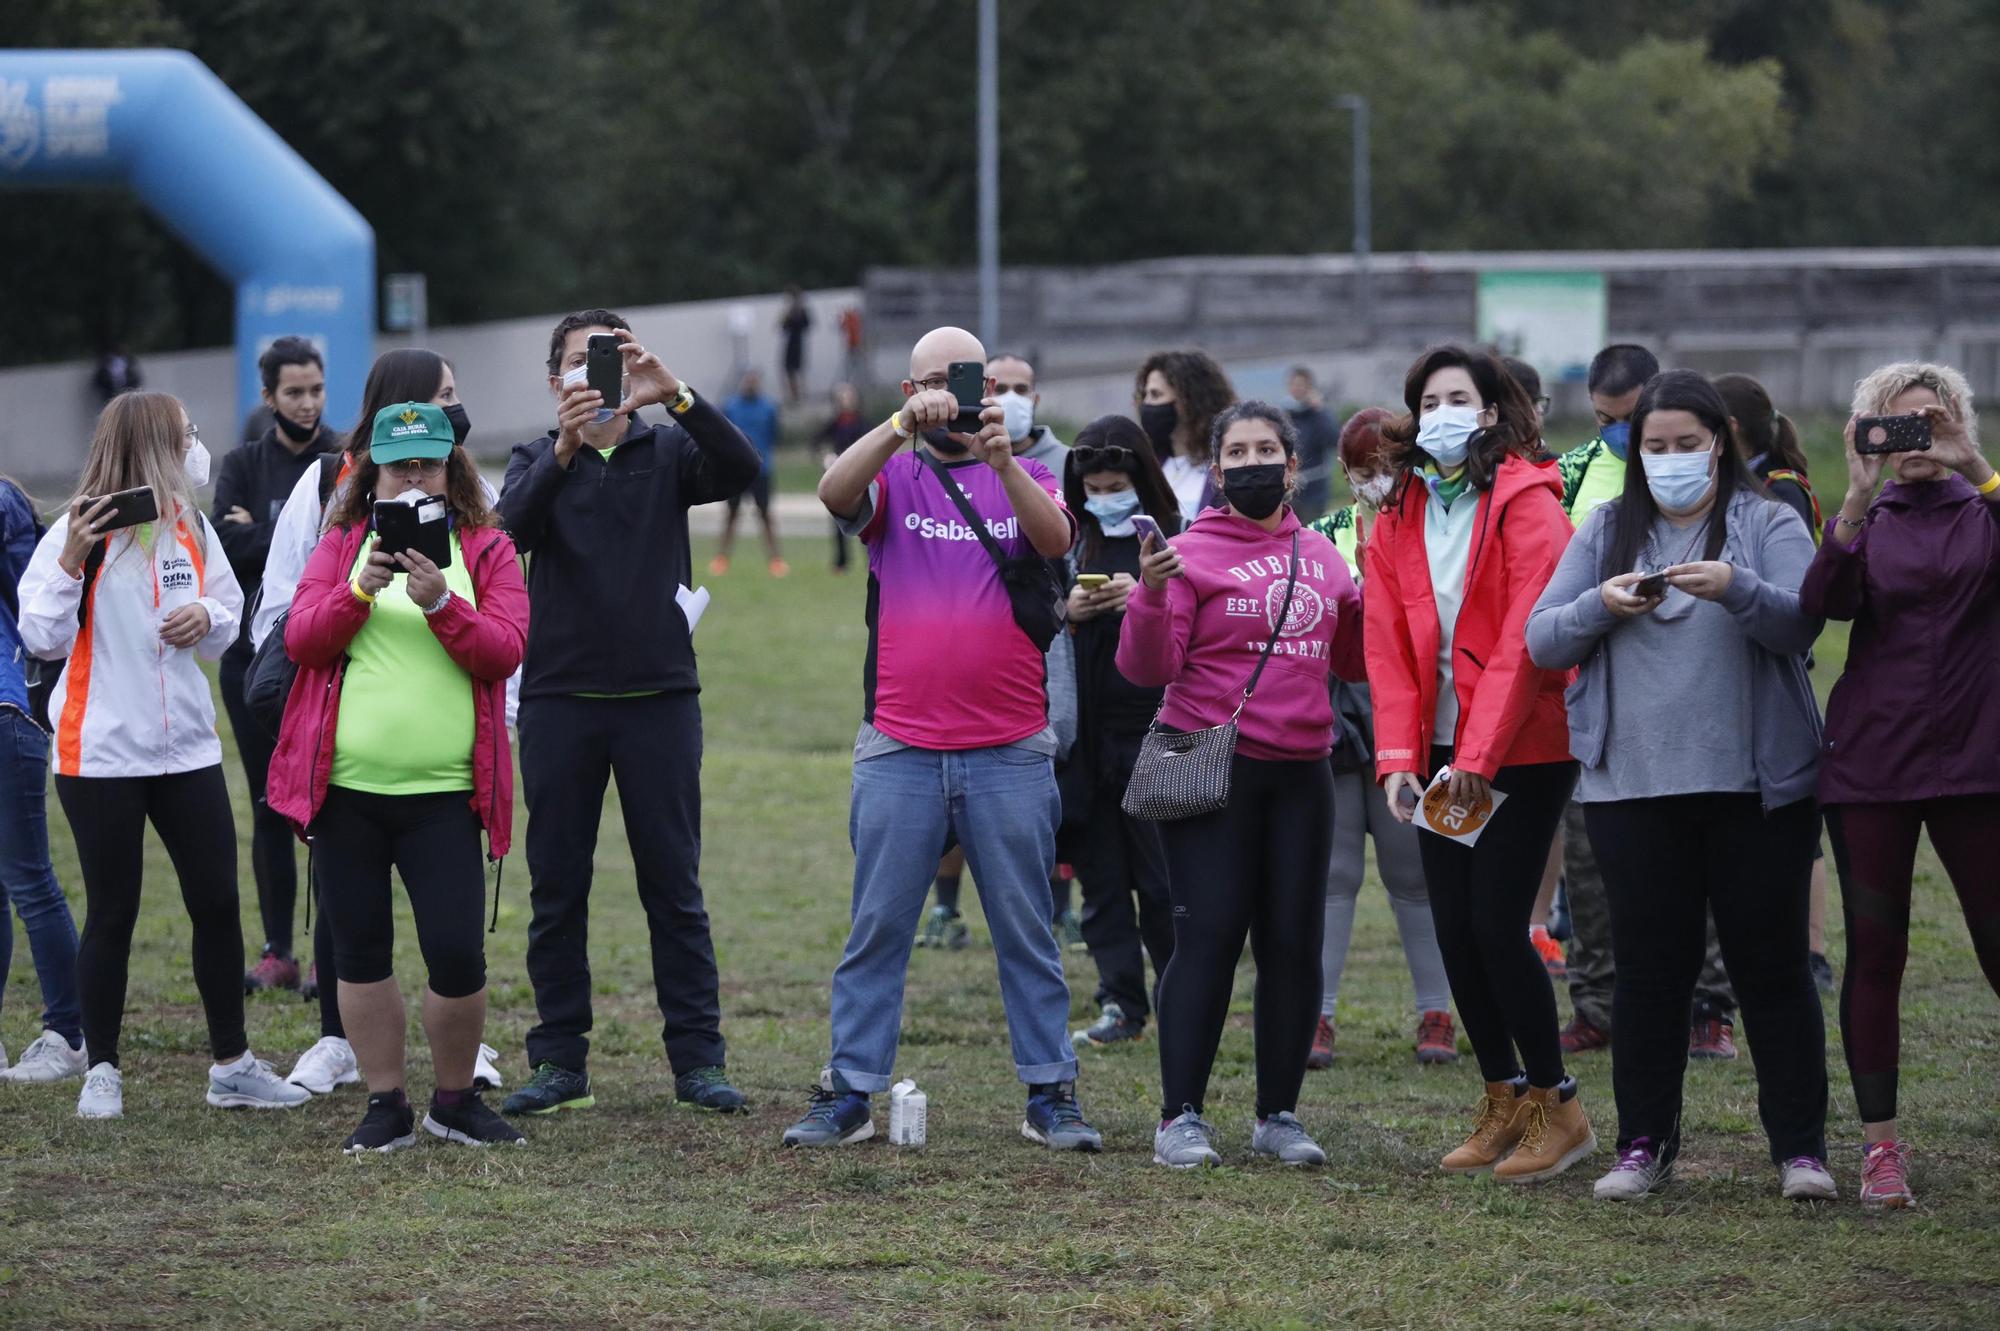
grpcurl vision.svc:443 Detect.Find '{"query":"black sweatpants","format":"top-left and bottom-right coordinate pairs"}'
top-left (1587, 794), bottom-right (1827, 1165)
top-left (310, 786), bottom-right (487, 997)
top-left (519, 692), bottom-right (724, 1075)
top-left (1418, 751), bottom-right (1575, 1088)
top-left (219, 640), bottom-right (301, 957)
top-left (56, 766), bottom-right (246, 1069)
top-left (1078, 732), bottom-right (1174, 1022)
top-left (1156, 754), bottom-right (1334, 1120)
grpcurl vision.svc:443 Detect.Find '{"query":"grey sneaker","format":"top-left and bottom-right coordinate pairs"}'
top-left (206, 1054), bottom-right (311, 1110)
top-left (1594, 1141), bottom-right (1669, 1201)
top-left (1021, 1081), bottom-right (1103, 1152)
top-left (1074, 1002), bottom-right (1145, 1048)
top-left (1250, 1110), bottom-right (1327, 1166)
top-left (1153, 1109), bottom-right (1221, 1168)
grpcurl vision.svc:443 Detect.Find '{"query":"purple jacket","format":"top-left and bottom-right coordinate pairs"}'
top-left (1799, 476), bottom-right (2000, 804)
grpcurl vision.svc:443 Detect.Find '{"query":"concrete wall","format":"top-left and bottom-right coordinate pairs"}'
top-left (0, 286), bottom-right (860, 494)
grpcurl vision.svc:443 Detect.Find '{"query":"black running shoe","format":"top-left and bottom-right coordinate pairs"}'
top-left (501, 1062), bottom-right (594, 1116)
top-left (342, 1092), bottom-right (417, 1155)
top-left (424, 1090), bottom-right (527, 1147)
top-left (675, 1065), bottom-right (748, 1113)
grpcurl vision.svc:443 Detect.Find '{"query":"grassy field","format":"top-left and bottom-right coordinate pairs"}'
top-left (3, 422), bottom-right (1997, 1330)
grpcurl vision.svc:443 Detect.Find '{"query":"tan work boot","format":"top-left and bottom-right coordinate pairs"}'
top-left (1440, 1080), bottom-right (1529, 1173)
top-left (1494, 1081), bottom-right (1597, 1184)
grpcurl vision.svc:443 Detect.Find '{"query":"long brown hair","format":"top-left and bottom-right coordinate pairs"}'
top-left (1064, 415), bottom-right (1182, 569)
top-left (326, 444), bottom-right (496, 532)
top-left (1381, 345), bottom-right (1540, 494)
top-left (71, 391), bottom-right (203, 556)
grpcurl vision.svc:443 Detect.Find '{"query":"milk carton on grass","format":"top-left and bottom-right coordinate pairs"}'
top-left (888, 1078), bottom-right (927, 1147)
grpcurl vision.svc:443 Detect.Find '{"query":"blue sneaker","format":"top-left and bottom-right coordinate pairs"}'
top-left (783, 1084), bottom-right (874, 1147)
top-left (1022, 1080), bottom-right (1102, 1152)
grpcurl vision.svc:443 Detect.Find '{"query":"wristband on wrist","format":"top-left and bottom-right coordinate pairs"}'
top-left (421, 589), bottom-right (453, 616)
top-left (350, 578), bottom-right (376, 605)
top-left (890, 411), bottom-right (913, 441)
top-left (1976, 470), bottom-right (2000, 496)
top-left (668, 384), bottom-right (695, 415)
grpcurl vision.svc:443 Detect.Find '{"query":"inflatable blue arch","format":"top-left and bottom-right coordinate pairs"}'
top-left (0, 49), bottom-right (374, 428)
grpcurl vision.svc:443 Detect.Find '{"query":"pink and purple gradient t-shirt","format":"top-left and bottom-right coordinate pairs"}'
top-left (855, 451), bottom-right (1072, 751)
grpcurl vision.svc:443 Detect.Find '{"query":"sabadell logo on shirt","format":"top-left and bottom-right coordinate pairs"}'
top-left (903, 512), bottom-right (1019, 542)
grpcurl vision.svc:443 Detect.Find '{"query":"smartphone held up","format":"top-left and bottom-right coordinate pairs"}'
top-left (1854, 412), bottom-right (1933, 455)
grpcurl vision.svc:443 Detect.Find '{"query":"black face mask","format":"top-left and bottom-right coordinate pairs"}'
top-left (275, 411), bottom-right (319, 444)
top-left (443, 402), bottom-right (472, 447)
top-left (924, 426), bottom-right (969, 456)
top-left (1220, 462), bottom-right (1289, 519)
top-left (1139, 402), bottom-right (1178, 454)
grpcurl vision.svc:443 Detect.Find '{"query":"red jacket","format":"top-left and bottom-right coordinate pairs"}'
top-left (1363, 453), bottom-right (1573, 781)
top-left (266, 521), bottom-right (527, 854)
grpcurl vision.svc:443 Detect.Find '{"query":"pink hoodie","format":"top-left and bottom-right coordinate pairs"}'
top-left (1117, 507), bottom-right (1364, 762)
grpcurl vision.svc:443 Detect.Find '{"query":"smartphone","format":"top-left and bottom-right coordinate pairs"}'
top-left (1075, 572), bottom-right (1111, 591)
top-left (585, 333), bottom-right (624, 412)
top-left (1634, 572), bottom-right (1668, 599)
top-left (373, 496), bottom-right (454, 570)
top-left (1854, 413), bottom-right (1932, 455)
top-left (946, 360), bottom-right (986, 433)
top-left (1129, 514), bottom-right (1164, 546)
top-left (83, 486), bottom-right (158, 532)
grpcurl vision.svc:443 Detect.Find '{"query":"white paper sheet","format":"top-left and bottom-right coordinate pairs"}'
top-left (676, 583), bottom-right (711, 635)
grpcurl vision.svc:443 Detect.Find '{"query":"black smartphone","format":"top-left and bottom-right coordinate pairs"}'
top-left (83, 485), bottom-right (159, 532)
top-left (1634, 572), bottom-right (1668, 598)
top-left (585, 332), bottom-right (624, 411)
top-left (1854, 413), bottom-right (1932, 455)
top-left (946, 360), bottom-right (986, 433)
top-left (373, 496), bottom-right (453, 570)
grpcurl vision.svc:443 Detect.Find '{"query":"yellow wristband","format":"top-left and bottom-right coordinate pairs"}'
top-left (890, 411), bottom-right (912, 440)
top-left (350, 578), bottom-right (376, 605)
top-left (1977, 469), bottom-right (2000, 496)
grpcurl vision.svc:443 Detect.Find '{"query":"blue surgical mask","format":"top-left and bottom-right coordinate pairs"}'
top-left (1084, 490), bottom-right (1143, 535)
top-left (1641, 446), bottom-right (1717, 512)
top-left (1600, 420), bottom-right (1631, 460)
top-left (1416, 403), bottom-right (1481, 469)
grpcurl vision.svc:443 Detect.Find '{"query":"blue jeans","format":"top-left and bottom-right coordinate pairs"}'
top-left (828, 740), bottom-right (1078, 1092)
top-left (0, 708), bottom-right (82, 1043)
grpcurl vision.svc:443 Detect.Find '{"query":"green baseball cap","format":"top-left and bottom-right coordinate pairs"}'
top-left (369, 401), bottom-right (455, 463)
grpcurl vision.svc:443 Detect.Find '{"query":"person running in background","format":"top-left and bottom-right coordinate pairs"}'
top-left (20, 392), bottom-right (307, 1120)
top-left (214, 336), bottom-right (338, 997)
top-left (1284, 366), bottom-right (1340, 523)
top-left (1305, 408), bottom-right (1457, 1070)
top-left (499, 311), bottom-right (761, 1119)
top-left (1366, 345), bottom-right (1594, 1184)
top-left (269, 401), bottom-right (529, 1153)
top-left (1135, 350), bottom-right (1236, 524)
top-left (1061, 416), bottom-right (1183, 1048)
top-left (1801, 361), bottom-right (2000, 1211)
top-left (784, 326), bottom-right (1100, 1153)
top-left (781, 287), bottom-right (812, 403)
top-left (1119, 401), bottom-right (1363, 1168)
top-left (1529, 370), bottom-right (1833, 1204)
top-left (0, 473), bottom-right (85, 1086)
top-left (816, 383), bottom-right (869, 573)
top-left (714, 369), bottom-right (787, 577)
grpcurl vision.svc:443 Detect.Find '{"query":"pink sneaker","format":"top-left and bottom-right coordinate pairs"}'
top-left (243, 949), bottom-right (301, 993)
top-left (1860, 1140), bottom-right (1914, 1211)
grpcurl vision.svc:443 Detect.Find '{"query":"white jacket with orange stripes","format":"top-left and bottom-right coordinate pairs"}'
top-left (19, 509), bottom-right (242, 779)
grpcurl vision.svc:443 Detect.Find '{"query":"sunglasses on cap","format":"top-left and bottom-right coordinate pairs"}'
top-left (1071, 444), bottom-right (1137, 470)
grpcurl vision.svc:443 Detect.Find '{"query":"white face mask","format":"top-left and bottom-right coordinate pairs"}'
top-left (1415, 403), bottom-right (1481, 469)
top-left (997, 391), bottom-right (1035, 442)
top-left (560, 364), bottom-right (618, 423)
top-left (1352, 473), bottom-right (1395, 508)
top-left (184, 437), bottom-right (210, 488)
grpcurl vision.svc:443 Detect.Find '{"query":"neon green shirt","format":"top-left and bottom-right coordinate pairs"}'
top-left (331, 533), bottom-right (479, 794)
top-left (1558, 437), bottom-right (1624, 527)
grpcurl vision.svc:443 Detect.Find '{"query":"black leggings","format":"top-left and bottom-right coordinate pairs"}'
top-left (1156, 755), bottom-right (1334, 1120)
top-left (1587, 794), bottom-right (1826, 1165)
top-left (1418, 751), bottom-right (1575, 1087)
top-left (310, 786), bottom-right (487, 998)
top-left (219, 644), bottom-right (300, 956)
top-left (56, 766), bottom-right (246, 1069)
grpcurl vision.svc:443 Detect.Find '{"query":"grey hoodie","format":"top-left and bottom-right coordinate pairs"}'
top-left (1526, 488), bottom-right (1825, 810)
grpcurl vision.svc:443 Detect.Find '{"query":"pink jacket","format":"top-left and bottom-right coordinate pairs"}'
top-left (267, 521), bottom-right (528, 854)
top-left (1117, 506), bottom-right (1364, 762)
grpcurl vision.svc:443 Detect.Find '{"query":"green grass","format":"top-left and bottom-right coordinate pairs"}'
top-left (2, 460), bottom-right (1996, 1329)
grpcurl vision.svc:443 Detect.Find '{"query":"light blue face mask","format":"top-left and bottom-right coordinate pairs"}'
top-left (1416, 403), bottom-right (1481, 469)
top-left (1601, 420), bottom-right (1632, 460)
top-left (1641, 445), bottom-right (1717, 512)
top-left (1084, 489), bottom-right (1143, 535)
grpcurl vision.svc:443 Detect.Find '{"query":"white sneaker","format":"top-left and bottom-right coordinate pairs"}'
top-left (473, 1042), bottom-right (503, 1091)
top-left (285, 1036), bottom-right (359, 1095)
top-left (2, 1030), bottom-right (88, 1083)
top-left (1594, 1143), bottom-right (1669, 1200)
top-left (0, 1039), bottom-right (8, 1072)
top-left (206, 1052), bottom-right (312, 1109)
top-left (1781, 1156), bottom-right (1838, 1201)
top-left (77, 1062), bottom-right (124, 1119)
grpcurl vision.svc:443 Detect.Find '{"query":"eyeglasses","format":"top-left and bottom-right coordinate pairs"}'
top-left (1071, 444), bottom-right (1136, 470)
top-left (911, 376), bottom-right (952, 393)
top-left (384, 458), bottom-right (447, 478)
top-left (1533, 396), bottom-right (1551, 415)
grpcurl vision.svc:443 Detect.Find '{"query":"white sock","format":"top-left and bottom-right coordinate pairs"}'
top-left (211, 1049), bottom-right (255, 1077)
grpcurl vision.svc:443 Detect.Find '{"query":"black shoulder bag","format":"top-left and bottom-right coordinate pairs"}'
top-left (246, 456), bottom-right (345, 738)
top-left (913, 449), bottom-right (1066, 651)
top-left (1122, 531), bottom-right (1299, 821)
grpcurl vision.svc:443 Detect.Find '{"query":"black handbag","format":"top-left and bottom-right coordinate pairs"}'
top-left (913, 449), bottom-right (1066, 651)
top-left (1122, 532), bottom-right (1299, 821)
top-left (244, 594), bottom-right (295, 740)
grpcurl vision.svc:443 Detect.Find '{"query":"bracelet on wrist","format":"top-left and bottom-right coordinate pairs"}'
top-left (421, 589), bottom-right (453, 617)
top-left (1976, 469), bottom-right (2000, 496)
top-left (669, 384), bottom-right (695, 415)
top-left (890, 411), bottom-right (912, 441)
top-left (350, 578), bottom-right (376, 605)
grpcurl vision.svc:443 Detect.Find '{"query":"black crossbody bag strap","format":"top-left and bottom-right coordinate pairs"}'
top-left (913, 447), bottom-right (1012, 570)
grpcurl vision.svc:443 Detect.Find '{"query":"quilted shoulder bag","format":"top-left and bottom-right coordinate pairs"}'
top-left (1122, 531), bottom-right (1298, 821)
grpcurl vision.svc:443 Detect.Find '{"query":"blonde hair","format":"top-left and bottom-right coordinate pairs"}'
top-left (71, 392), bottom-right (204, 557)
top-left (1851, 361), bottom-right (1978, 440)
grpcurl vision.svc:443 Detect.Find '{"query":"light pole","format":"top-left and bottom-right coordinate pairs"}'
top-left (1336, 93), bottom-right (1372, 336)
top-left (977, 0), bottom-right (1001, 350)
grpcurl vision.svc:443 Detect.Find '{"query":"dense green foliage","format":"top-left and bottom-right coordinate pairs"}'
top-left (6, 0), bottom-right (1997, 364)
